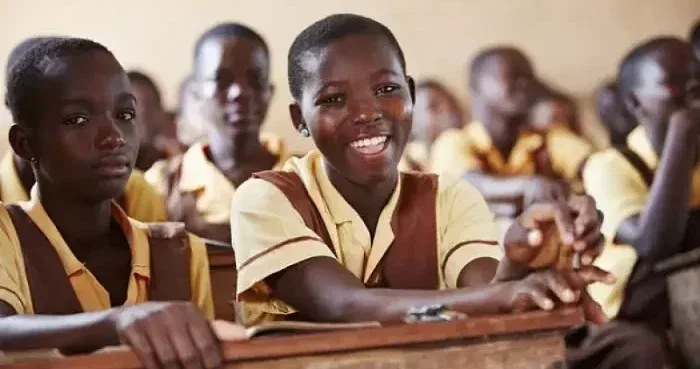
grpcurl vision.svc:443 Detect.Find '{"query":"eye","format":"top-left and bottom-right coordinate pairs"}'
top-left (117, 110), bottom-right (136, 122)
top-left (62, 115), bottom-right (88, 126)
top-left (315, 94), bottom-right (345, 107)
top-left (375, 84), bottom-right (400, 96)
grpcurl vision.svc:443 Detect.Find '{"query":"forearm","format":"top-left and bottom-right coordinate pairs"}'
top-left (462, 172), bottom-right (529, 203)
top-left (0, 308), bottom-right (117, 354)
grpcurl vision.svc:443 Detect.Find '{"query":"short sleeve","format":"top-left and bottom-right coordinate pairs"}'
top-left (430, 129), bottom-right (482, 177)
top-left (143, 160), bottom-right (169, 196)
top-left (437, 175), bottom-right (502, 288)
top-left (123, 169), bottom-right (168, 222)
top-left (583, 151), bottom-right (648, 241)
top-left (230, 178), bottom-right (335, 312)
top-left (186, 233), bottom-right (215, 320)
top-left (0, 206), bottom-right (29, 314)
top-left (548, 128), bottom-right (594, 180)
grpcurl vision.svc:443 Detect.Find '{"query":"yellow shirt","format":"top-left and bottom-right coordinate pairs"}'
top-left (0, 187), bottom-right (214, 318)
top-left (398, 141), bottom-right (430, 172)
top-left (430, 123), bottom-right (593, 180)
top-left (0, 152), bottom-right (167, 222)
top-left (584, 126), bottom-right (700, 318)
top-left (231, 150), bottom-right (502, 326)
top-left (145, 134), bottom-right (287, 225)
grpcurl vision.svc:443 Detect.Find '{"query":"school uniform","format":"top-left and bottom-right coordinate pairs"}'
top-left (0, 151), bottom-right (167, 223)
top-left (398, 141), bottom-right (429, 172)
top-left (231, 150), bottom-right (502, 327)
top-left (430, 122), bottom-right (593, 182)
top-left (0, 187), bottom-right (214, 317)
top-left (145, 134), bottom-right (287, 225)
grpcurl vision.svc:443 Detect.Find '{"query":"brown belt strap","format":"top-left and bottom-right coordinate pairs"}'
top-left (147, 222), bottom-right (193, 302)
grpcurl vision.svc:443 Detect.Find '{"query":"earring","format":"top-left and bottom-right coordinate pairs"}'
top-left (300, 127), bottom-right (310, 137)
top-left (28, 157), bottom-right (37, 163)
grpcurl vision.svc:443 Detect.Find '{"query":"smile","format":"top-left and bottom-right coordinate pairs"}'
top-left (349, 135), bottom-right (388, 155)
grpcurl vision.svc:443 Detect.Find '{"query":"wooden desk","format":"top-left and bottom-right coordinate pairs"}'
top-left (2, 307), bottom-right (583, 369)
top-left (206, 243), bottom-right (236, 322)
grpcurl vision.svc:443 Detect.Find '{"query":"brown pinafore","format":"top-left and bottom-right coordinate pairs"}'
top-left (4, 204), bottom-right (192, 315)
top-left (252, 171), bottom-right (440, 290)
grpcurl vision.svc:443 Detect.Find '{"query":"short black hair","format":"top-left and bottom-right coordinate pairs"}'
top-left (193, 22), bottom-right (269, 66)
top-left (469, 46), bottom-right (531, 90)
top-left (5, 37), bottom-right (55, 81)
top-left (5, 37), bottom-right (113, 128)
top-left (618, 36), bottom-right (688, 95)
top-left (690, 19), bottom-right (700, 50)
top-left (287, 13), bottom-right (406, 101)
top-left (127, 70), bottom-right (162, 105)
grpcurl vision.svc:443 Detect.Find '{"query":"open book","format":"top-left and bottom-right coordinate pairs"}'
top-left (245, 320), bottom-right (382, 339)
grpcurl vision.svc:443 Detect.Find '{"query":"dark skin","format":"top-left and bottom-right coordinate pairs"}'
top-left (596, 82), bottom-right (637, 146)
top-left (412, 84), bottom-right (465, 147)
top-left (283, 34), bottom-right (610, 324)
top-left (465, 52), bottom-right (568, 216)
top-left (0, 50), bottom-right (242, 369)
top-left (170, 35), bottom-right (277, 242)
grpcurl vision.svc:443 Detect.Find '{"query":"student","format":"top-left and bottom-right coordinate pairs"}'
top-left (1, 40), bottom-right (167, 223)
top-left (401, 79), bottom-right (466, 171)
top-left (430, 47), bottom-right (593, 221)
top-left (146, 23), bottom-right (287, 244)
top-left (530, 89), bottom-right (579, 134)
top-left (691, 19), bottom-right (700, 62)
top-left (230, 14), bottom-right (612, 327)
top-left (0, 37), bottom-right (245, 368)
top-left (595, 80), bottom-right (637, 147)
top-left (126, 71), bottom-right (183, 171)
top-left (573, 37), bottom-right (699, 369)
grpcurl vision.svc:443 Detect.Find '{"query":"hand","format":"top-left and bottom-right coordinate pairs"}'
top-left (501, 267), bottom-right (614, 324)
top-left (504, 196), bottom-right (605, 270)
top-left (109, 302), bottom-right (223, 369)
top-left (522, 176), bottom-right (568, 207)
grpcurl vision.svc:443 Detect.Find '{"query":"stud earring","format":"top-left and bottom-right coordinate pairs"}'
top-left (29, 157), bottom-right (37, 163)
top-left (300, 127), bottom-right (310, 137)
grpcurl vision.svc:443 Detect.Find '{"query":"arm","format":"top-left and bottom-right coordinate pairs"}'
top-left (463, 172), bottom-right (567, 215)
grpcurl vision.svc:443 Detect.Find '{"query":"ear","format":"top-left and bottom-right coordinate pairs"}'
top-left (406, 76), bottom-right (416, 104)
top-left (624, 90), bottom-right (643, 120)
top-left (289, 103), bottom-right (306, 134)
top-left (9, 124), bottom-right (37, 162)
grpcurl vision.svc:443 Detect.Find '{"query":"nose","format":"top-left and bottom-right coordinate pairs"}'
top-left (223, 82), bottom-right (253, 103)
top-left (96, 113), bottom-right (126, 151)
top-left (351, 97), bottom-right (384, 125)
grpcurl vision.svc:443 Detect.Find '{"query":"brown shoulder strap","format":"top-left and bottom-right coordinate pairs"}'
top-left (147, 222), bottom-right (192, 302)
top-left (380, 173), bottom-right (439, 290)
top-left (616, 145), bottom-right (654, 186)
top-left (4, 204), bottom-right (83, 315)
top-left (533, 134), bottom-right (558, 178)
top-left (253, 171), bottom-right (334, 252)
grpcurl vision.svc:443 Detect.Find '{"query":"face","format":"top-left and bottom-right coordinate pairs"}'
top-left (628, 42), bottom-right (696, 136)
top-left (291, 34), bottom-right (413, 185)
top-left (475, 52), bottom-right (535, 116)
top-left (412, 85), bottom-right (463, 144)
top-left (15, 51), bottom-right (138, 201)
top-left (598, 87), bottom-right (636, 143)
top-left (131, 80), bottom-right (166, 142)
top-left (194, 35), bottom-right (272, 138)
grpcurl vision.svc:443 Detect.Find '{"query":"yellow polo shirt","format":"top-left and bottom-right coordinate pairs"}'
top-left (145, 134), bottom-right (287, 225)
top-left (430, 123), bottom-right (593, 180)
top-left (0, 152), bottom-right (167, 223)
top-left (0, 187), bottom-right (214, 318)
top-left (584, 126), bottom-right (700, 318)
top-left (231, 150), bottom-right (502, 326)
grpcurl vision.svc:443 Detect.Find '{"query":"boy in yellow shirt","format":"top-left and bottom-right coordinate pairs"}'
top-left (1, 37), bottom-right (242, 367)
top-left (231, 14), bottom-right (612, 328)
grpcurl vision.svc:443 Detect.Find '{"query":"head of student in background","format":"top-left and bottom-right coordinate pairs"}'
top-left (529, 87), bottom-right (579, 133)
top-left (618, 37), bottom-right (696, 146)
top-left (596, 80), bottom-right (637, 146)
top-left (469, 46), bottom-right (537, 119)
top-left (288, 13), bottom-right (414, 185)
top-left (690, 19), bottom-right (700, 77)
top-left (126, 70), bottom-right (168, 144)
top-left (411, 79), bottom-right (466, 146)
top-left (5, 37), bottom-right (138, 201)
top-left (191, 22), bottom-right (273, 142)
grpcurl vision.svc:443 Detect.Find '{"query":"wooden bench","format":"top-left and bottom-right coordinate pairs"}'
top-left (205, 240), bottom-right (237, 322)
top-left (0, 307), bottom-right (584, 369)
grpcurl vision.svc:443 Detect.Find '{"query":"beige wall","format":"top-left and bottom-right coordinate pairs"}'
top-left (2, 0), bottom-right (700, 154)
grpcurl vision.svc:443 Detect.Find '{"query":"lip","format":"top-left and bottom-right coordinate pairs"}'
top-left (346, 134), bottom-right (392, 158)
top-left (93, 155), bottom-right (131, 177)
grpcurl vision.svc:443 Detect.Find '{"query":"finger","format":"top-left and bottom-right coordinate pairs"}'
top-left (163, 305), bottom-right (206, 369)
top-left (184, 305), bottom-right (223, 369)
top-left (542, 270), bottom-right (577, 304)
top-left (551, 203), bottom-right (576, 246)
top-left (522, 203), bottom-right (575, 245)
top-left (574, 265), bottom-right (616, 285)
top-left (581, 290), bottom-right (608, 324)
top-left (504, 219), bottom-right (540, 264)
top-left (142, 315), bottom-right (181, 369)
top-left (119, 325), bottom-right (160, 369)
top-left (526, 287), bottom-right (555, 311)
top-left (579, 233), bottom-right (605, 266)
top-left (211, 320), bottom-right (248, 341)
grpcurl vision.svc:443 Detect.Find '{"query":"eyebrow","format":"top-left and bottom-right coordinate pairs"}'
top-left (117, 93), bottom-right (137, 105)
top-left (314, 80), bottom-right (347, 99)
top-left (372, 68), bottom-right (401, 78)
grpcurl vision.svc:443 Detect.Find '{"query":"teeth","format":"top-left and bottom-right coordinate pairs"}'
top-left (350, 136), bottom-right (387, 148)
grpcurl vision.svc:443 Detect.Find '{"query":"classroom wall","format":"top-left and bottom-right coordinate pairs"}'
top-left (2, 0), bottom-right (700, 154)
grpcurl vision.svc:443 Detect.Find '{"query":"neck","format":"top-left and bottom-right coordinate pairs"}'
top-left (641, 120), bottom-right (667, 158)
top-left (13, 154), bottom-right (35, 194)
top-left (323, 159), bottom-right (398, 236)
top-left (207, 131), bottom-right (265, 169)
top-left (473, 99), bottom-right (527, 158)
top-left (35, 177), bottom-right (113, 253)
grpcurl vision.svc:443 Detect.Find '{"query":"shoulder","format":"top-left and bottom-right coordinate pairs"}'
top-left (583, 148), bottom-right (633, 179)
top-left (546, 127), bottom-right (593, 151)
top-left (435, 173), bottom-right (483, 200)
top-left (232, 175), bottom-right (295, 213)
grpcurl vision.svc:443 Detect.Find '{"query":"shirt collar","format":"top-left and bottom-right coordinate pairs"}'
top-left (627, 126), bottom-right (659, 170)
